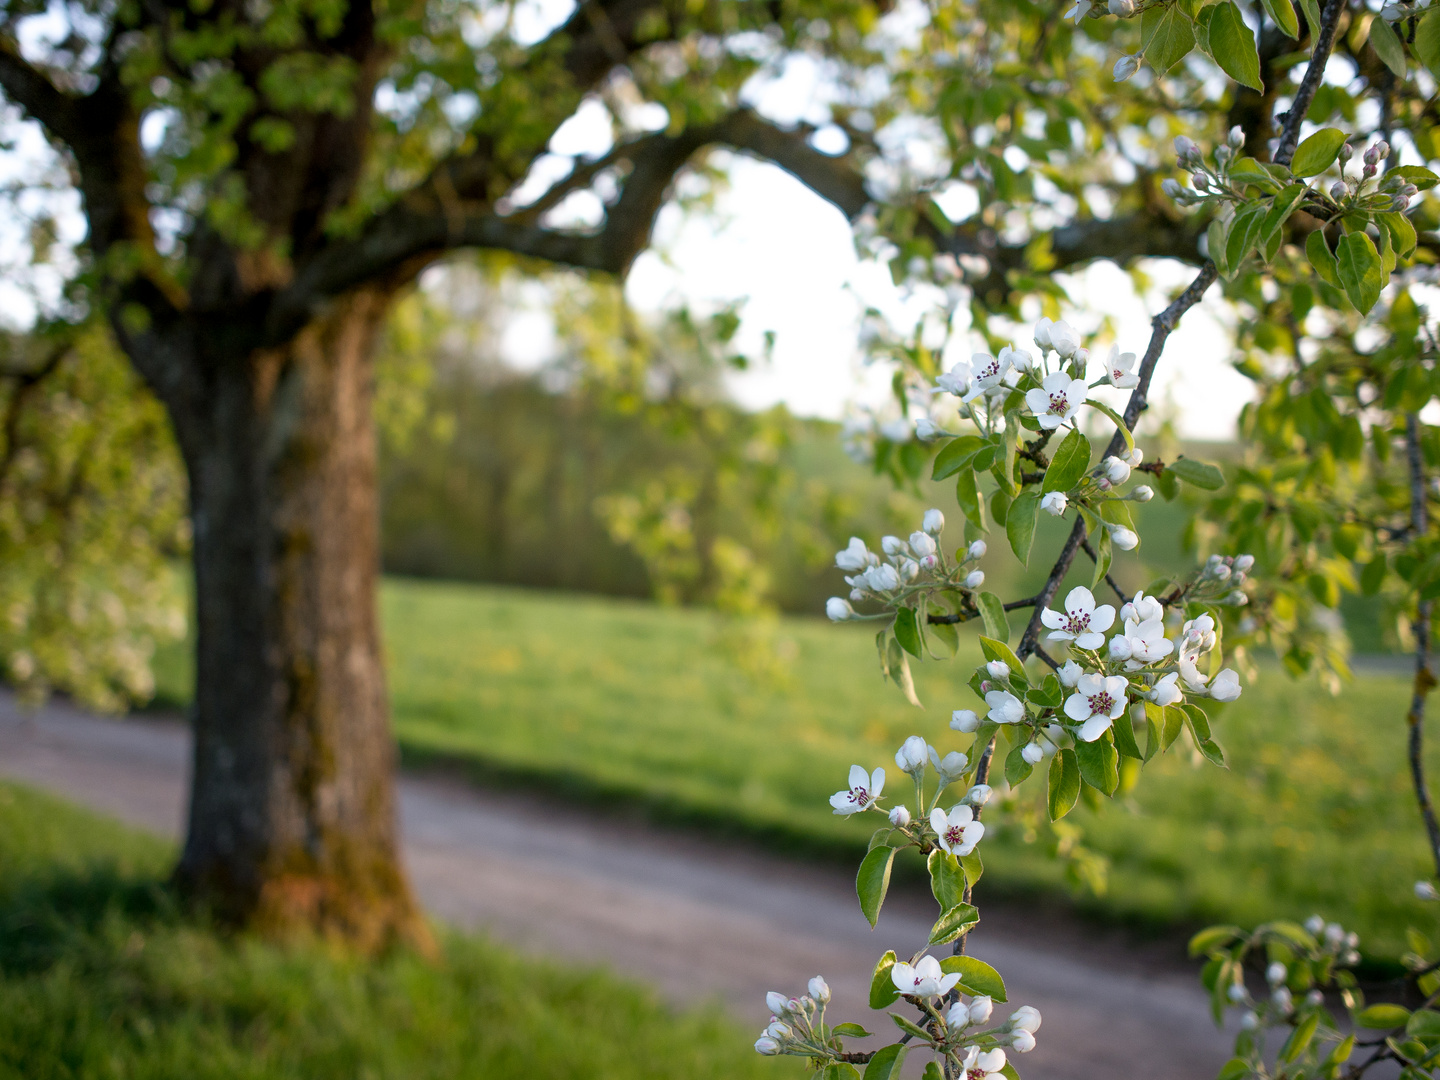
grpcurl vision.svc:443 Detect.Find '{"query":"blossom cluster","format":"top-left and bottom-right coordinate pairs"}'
top-left (826, 508), bottom-right (985, 620)
top-left (831, 735), bottom-right (993, 848)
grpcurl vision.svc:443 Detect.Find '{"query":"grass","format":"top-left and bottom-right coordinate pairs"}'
top-left (151, 577), bottom-right (1439, 963)
top-left (0, 781), bottom-right (799, 1080)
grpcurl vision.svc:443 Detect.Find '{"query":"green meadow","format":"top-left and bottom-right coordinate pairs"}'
top-left (153, 576), bottom-right (1437, 961)
top-left (0, 781), bottom-right (797, 1079)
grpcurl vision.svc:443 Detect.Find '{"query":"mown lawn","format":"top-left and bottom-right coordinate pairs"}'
top-left (154, 577), bottom-right (1439, 961)
top-left (0, 781), bottom-right (797, 1080)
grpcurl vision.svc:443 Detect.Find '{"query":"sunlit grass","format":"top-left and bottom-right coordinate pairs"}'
top-left (0, 781), bottom-right (798, 1080)
top-left (153, 577), bottom-right (1439, 960)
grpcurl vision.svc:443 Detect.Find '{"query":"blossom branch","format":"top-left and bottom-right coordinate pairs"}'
top-left (1405, 413), bottom-right (1440, 880)
top-left (1273, 0), bottom-right (1345, 168)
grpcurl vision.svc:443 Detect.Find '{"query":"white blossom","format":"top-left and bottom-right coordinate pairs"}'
top-left (889, 804), bottom-right (912, 827)
top-left (968, 539), bottom-right (988, 560)
top-left (1058, 659), bottom-right (1083, 687)
top-left (835, 538), bottom-right (875, 572)
top-left (826, 598), bottom-right (855, 621)
top-left (1105, 345), bottom-right (1139, 388)
top-left (1042, 585), bottom-right (1116, 650)
top-left (891, 955), bottom-right (962, 998)
top-left (951, 709), bottom-right (980, 733)
top-left (1210, 668), bottom-right (1242, 701)
top-left (1149, 671), bottom-right (1182, 706)
top-left (1114, 53), bottom-right (1140, 81)
top-left (929, 747), bottom-right (970, 781)
top-left (1041, 491), bottom-right (1069, 516)
top-left (1021, 742), bottom-right (1044, 764)
top-left (1120, 591), bottom-right (1164, 625)
top-left (1025, 371), bottom-right (1087, 429)
top-left (1112, 617), bottom-right (1174, 666)
top-left (965, 351), bottom-right (1012, 402)
top-left (923, 508), bottom-right (946, 534)
top-left (830, 765), bottom-right (886, 815)
top-left (896, 736), bottom-right (931, 773)
top-left (1108, 524), bottom-right (1139, 550)
top-left (965, 570), bottom-right (986, 588)
top-left (1064, 673), bottom-right (1129, 741)
top-left (986, 690), bottom-right (1026, 724)
top-left (935, 360), bottom-right (973, 397)
top-left (931, 804), bottom-right (985, 855)
top-left (960, 1047), bottom-right (1008, 1080)
top-left (1101, 456), bottom-right (1131, 485)
top-left (864, 563), bottom-right (901, 593)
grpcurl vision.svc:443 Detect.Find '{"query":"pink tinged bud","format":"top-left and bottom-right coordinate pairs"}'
top-left (755, 1036), bottom-right (781, 1055)
top-left (965, 570), bottom-right (986, 588)
top-left (889, 804), bottom-right (911, 827)
top-left (1192, 172), bottom-right (1209, 190)
top-left (1011, 1029), bottom-right (1036, 1052)
top-left (1175, 135), bottom-right (1198, 160)
top-left (766, 992), bottom-right (789, 1015)
top-left (808, 976), bottom-right (831, 1004)
top-left (1330, 181), bottom-right (1347, 202)
top-left (968, 540), bottom-right (988, 559)
top-left (1338, 141), bottom-right (1353, 164)
top-left (923, 508), bottom-right (946, 534)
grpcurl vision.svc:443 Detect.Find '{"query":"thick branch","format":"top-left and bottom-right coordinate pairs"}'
top-left (1015, 261), bottom-right (1218, 660)
top-left (0, 37), bottom-right (83, 144)
top-left (1406, 413), bottom-right (1440, 880)
top-left (1273, 0), bottom-right (1345, 167)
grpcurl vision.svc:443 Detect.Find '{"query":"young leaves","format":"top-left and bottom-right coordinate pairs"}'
top-left (857, 845), bottom-right (897, 927)
top-left (1204, 2), bottom-right (1263, 90)
top-left (863, 1043), bottom-right (908, 1080)
top-left (929, 902), bottom-right (981, 945)
top-left (1288, 128), bottom-right (1347, 177)
top-left (1259, 0), bottom-right (1300, 38)
top-left (1368, 15), bottom-right (1407, 76)
top-left (1335, 231), bottom-right (1385, 314)
top-left (1043, 428), bottom-right (1091, 493)
top-left (1307, 229), bottom-right (1341, 288)
top-left (940, 955), bottom-right (1008, 1001)
top-left (869, 951), bottom-right (901, 1008)
top-left (1142, 3), bottom-right (1197, 73)
top-left (1006, 489), bottom-right (1041, 565)
top-left (1047, 748), bottom-right (1081, 820)
top-left (977, 592), bottom-right (1010, 644)
top-left (1167, 457), bottom-right (1225, 490)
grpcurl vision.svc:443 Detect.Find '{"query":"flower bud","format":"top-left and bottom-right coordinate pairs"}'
top-left (1225, 590), bottom-right (1249, 606)
top-left (881, 535), bottom-right (907, 557)
top-left (924, 508), bottom-right (946, 534)
top-left (767, 1021), bottom-right (793, 1039)
top-left (1010, 1006), bottom-right (1042, 1032)
top-left (1010, 1029), bottom-right (1036, 1052)
top-left (986, 660), bottom-right (1011, 680)
top-left (1132, 484), bottom-right (1154, 502)
top-left (1021, 742), bottom-right (1044, 764)
top-left (914, 418), bottom-right (946, 441)
top-left (1338, 141), bottom-right (1353, 164)
top-left (1305, 914), bottom-right (1325, 936)
top-left (889, 804), bottom-right (911, 827)
top-left (1364, 144), bottom-right (1380, 167)
top-left (910, 531), bottom-right (938, 560)
top-left (969, 995), bottom-right (995, 1024)
top-left (1376, 140), bottom-right (1391, 160)
top-left (1272, 987), bottom-right (1293, 1013)
top-left (968, 539), bottom-right (988, 560)
top-left (1108, 525), bottom-right (1139, 550)
top-left (1228, 126), bottom-right (1244, 149)
top-left (1417, 881), bottom-right (1440, 900)
top-left (1227, 983), bottom-right (1247, 1002)
top-left (754, 1036), bottom-right (782, 1055)
top-left (1330, 181), bottom-right (1347, 202)
top-left (1041, 491), bottom-right (1068, 516)
top-left (1306, 989), bottom-right (1324, 1007)
top-left (1101, 456), bottom-right (1131, 484)
top-left (1108, 0), bottom-right (1136, 14)
top-left (965, 570), bottom-right (986, 588)
top-left (1059, 659), bottom-right (1083, 687)
top-left (1325, 922), bottom-right (1344, 946)
top-left (1240, 1011), bottom-right (1259, 1031)
top-left (1215, 144), bottom-right (1233, 165)
top-left (1233, 554), bottom-right (1254, 573)
top-left (951, 709), bottom-right (980, 733)
top-left (826, 597), bottom-right (855, 621)
top-left (896, 736), bottom-right (930, 774)
top-left (1113, 53), bottom-right (1140, 81)
top-left (766, 992), bottom-right (789, 1015)
top-left (1192, 172), bottom-right (1210, 192)
top-left (1266, 962), bottom-right (1287, 985)
top-left (931, 747), bottom-right (969, 779)
top-left (964, 783), bottom-right (993, 806)
top-left (1161, 177), bottom-right (1182, 199)
top-left (1175, 135), bottom-right (1199, 161)
top-left (808, 976), bottom-right (831, 1004)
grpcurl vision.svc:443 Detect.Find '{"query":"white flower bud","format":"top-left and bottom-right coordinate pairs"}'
top-left (1266, 962), bottom-right (1287, 985)
top-left (1417, 881), bottom-right (1440, 900)
top-left (1228, 126), bottom-right (1244, 149)
top-left (1272, 987), bottom-right (1293, 1014)
top-left (1305, 915), bottom-right (1325, 936)
top-left (931, 748), bottom-right (969, 780)
top-left (1108, 0), bottom-right (1136, 13)
top-left (826, 597), bottom-right (855, 621)
top-left (1101, 456), bottom-right (1131, 484)
top-left (986, 660), bottom-right (1010, 680)
top-left (881, 535), bottom-right (907, 557)
top-left (767, 1020), bottom-right (793, 1039)
top-left (969, 995), bottom-right (994, 1024)
top-left (924, 508), bottom-right (946, 535)
top-left (1108, 525), bottom-right (1139, 550)
top-left (1192, 172), bottom-right (1209, 190)
top-left (889, 804), bottom-right (911, 827)
top-left (1041, 491), bottom-right (1068, 516)
top-left (1227, 983), bottom-right (1247, 1002)
top-left (1233, 554), bottom-right (1254, 573)
top-left (1113, 53), bottom-right (1140, 80)
top-left (965, 570), bottom-right (986, 588)
top-left (1132, 484), bottom-right (1154, 502)
top-left (755, 1036), bottom-right (782, 1055)
top-left (808, 976), bottom-right (831, 1004)
top-left (1343, 949), bottom-right (1361, 965)
top-left (1175, 135), bottom-right (1198, 161)
top-left (1240, 1011), bottom-right (1259, 1031)
top-left (951, 709), bottom-right (980, 733)
top-left (850, 588), bottom-right (866, 602)
top-left (1010, 1006), bottom-right (1042, 1032)
top-left (964, 783), bottom-right (993, 805)
top-left (1330, 180), bottom-right (1348, 202)
top-left (968, 539), bottom-right (988, 559)
top-left (1225, 590), bottom-right (1249, 606)
top-left (766, 992), bottom-right (789, 1015)
top-left (1021, 742), bottom-right (1044, 764)
top-left (1306, 989), bottom-right (1324, 1007)
top-left (896, 736), bottom-right (930, 774)
top-left (910, 532), bottom-right (938, 560)
top-left (1162, 177), bottom-right (1183, 199)
top-left (914, 417), bottom-right (946, 441)
top-left (1033, 318), bottom-right (1054, 351)
top-left (1010, 1029), bottom-right (1036, 1052)
top-left (1058, 659), bottom-right (1083, 687)
top-left (1325, 922), bottom-right (1344, 946)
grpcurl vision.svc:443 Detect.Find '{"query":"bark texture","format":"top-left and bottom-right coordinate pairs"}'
top-left (173, 288), bottom-right (427, 948)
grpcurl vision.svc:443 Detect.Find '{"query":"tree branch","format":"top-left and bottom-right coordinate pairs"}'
top-left (1015, 261), bottom-right (1218, 661)
top-left (0, 36), bottom-right (82, 144)
top-left (1273, 0), bottom-right (1346, 168)
top-left (1406, 413), bottom-right (1440, 881)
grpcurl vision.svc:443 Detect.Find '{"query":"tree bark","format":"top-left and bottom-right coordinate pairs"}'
top-left (170, 286), bottom-right (428, 950)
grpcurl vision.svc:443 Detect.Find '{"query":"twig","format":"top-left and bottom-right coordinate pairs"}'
top-left (927, 594), bottom-right (1039, 625)
top-left (1405, 413), bottom-right (1440, 880)
top-left (1273, 0), bottom-right (1345, 168)
top-left (1015, 262), bottom-right (1219, 661)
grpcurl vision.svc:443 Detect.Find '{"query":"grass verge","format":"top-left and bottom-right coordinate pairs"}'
top-left (0, 781), bottom-right (798, 1080)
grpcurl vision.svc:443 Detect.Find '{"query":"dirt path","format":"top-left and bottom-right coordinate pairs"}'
top-left (0, 693), bottom-right (1235, 1078)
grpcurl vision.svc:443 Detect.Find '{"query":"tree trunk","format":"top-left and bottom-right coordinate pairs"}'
top-left (172, 287), bottom-right (428, 950)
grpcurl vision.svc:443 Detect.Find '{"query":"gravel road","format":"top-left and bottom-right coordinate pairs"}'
top-left (0, 693), bottom-right (1235, 1078)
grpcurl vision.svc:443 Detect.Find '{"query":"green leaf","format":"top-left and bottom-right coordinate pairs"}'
top-left (929, 849), bottom-right (967, 912)
top-left (1090, 527), bottom-right (1113, 591)
top-left (1182, 703), bottom-right (1226, 767)
top-left (857, 846), bottom-right (897, 928)
top-left (869, 951), bottom-right (901, 1009)
top-left (1307, 229), bottom-right (1342, 287)
top-left (1289, 127), bottom-right (1348, 177)
top-left (1299, 0), bottom-right (1322, 38)
top-left (1113, 712), bottom-right (1143, 759)
top-left (940, 955), bottom-right (1008, 1001)
top-left (1390, 164), bottom-right (1440, 191)
top-left (889, 1013), bottom-right (932, 1041)
top-left (979, 636), bottom-right (1027, 679)
top-left (1417, 8), bottom-right (1440, 78)
top-left (1406, 1008), bottom-right (1440, 1038)
top-left (1281, 1010), bottom-right (1319, 1062)
top-left (1005, 741), bottom-right (1034, 786)
top-left (864, 1043), bottom-right (908, 1080)
top-left (1142, 3), bottom-right (1197, 72)
top-left (894, 608), bottom-right (922, 658)
top-left (1224, 203), bottom-right (1267, 273)
top-left (1380, 211), bottom-right (1418, 259)
top-left (921, 1064), bottom-right (943, 1080)
top-left (1075, 735), bottom-right (1120, 795)
top-left (932, 435), bottom-right (986, 481)
top-left (1188, 925), bottom-right (1243, 956)
top-left (1356, 1003), bottom-right (1411, 1029)
top-left (1259, 0), bottom-right (1300, 38)
top-left (1006, 489), bottom-right (1041, 565)
top-left (955, 468), bottom-right (984, 528)
top-left (1208, 217), bottom-right (1231, 278)
top-left (1336, 230), bottom-right (1385, 315)
top-left (1368, 14), bottom-right (1407, 76)
top-left (1258, 183), bottom-right (1307, 259)
top-left (833, 1022), bottom-right (874, 1038)
top-left (1168, 457), bottom-right (1225, 490)
top-left (929, 901), bottom-right (981, 945)
top-left (960, 851), bottom-right (984, 888)
top-left (1084, 399), bottom-right (1134, 451)
top-left (1207, 2), bottom-right (1263, 89)
top-left (1047, 748), bottom-right (1081, 821)
top-left (977, 592), bottom-right (1010, 645)
top-left (823, 1065), bottom-right (862, 1080)
top-left (1043, 427), bottom-right (1091, 493)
